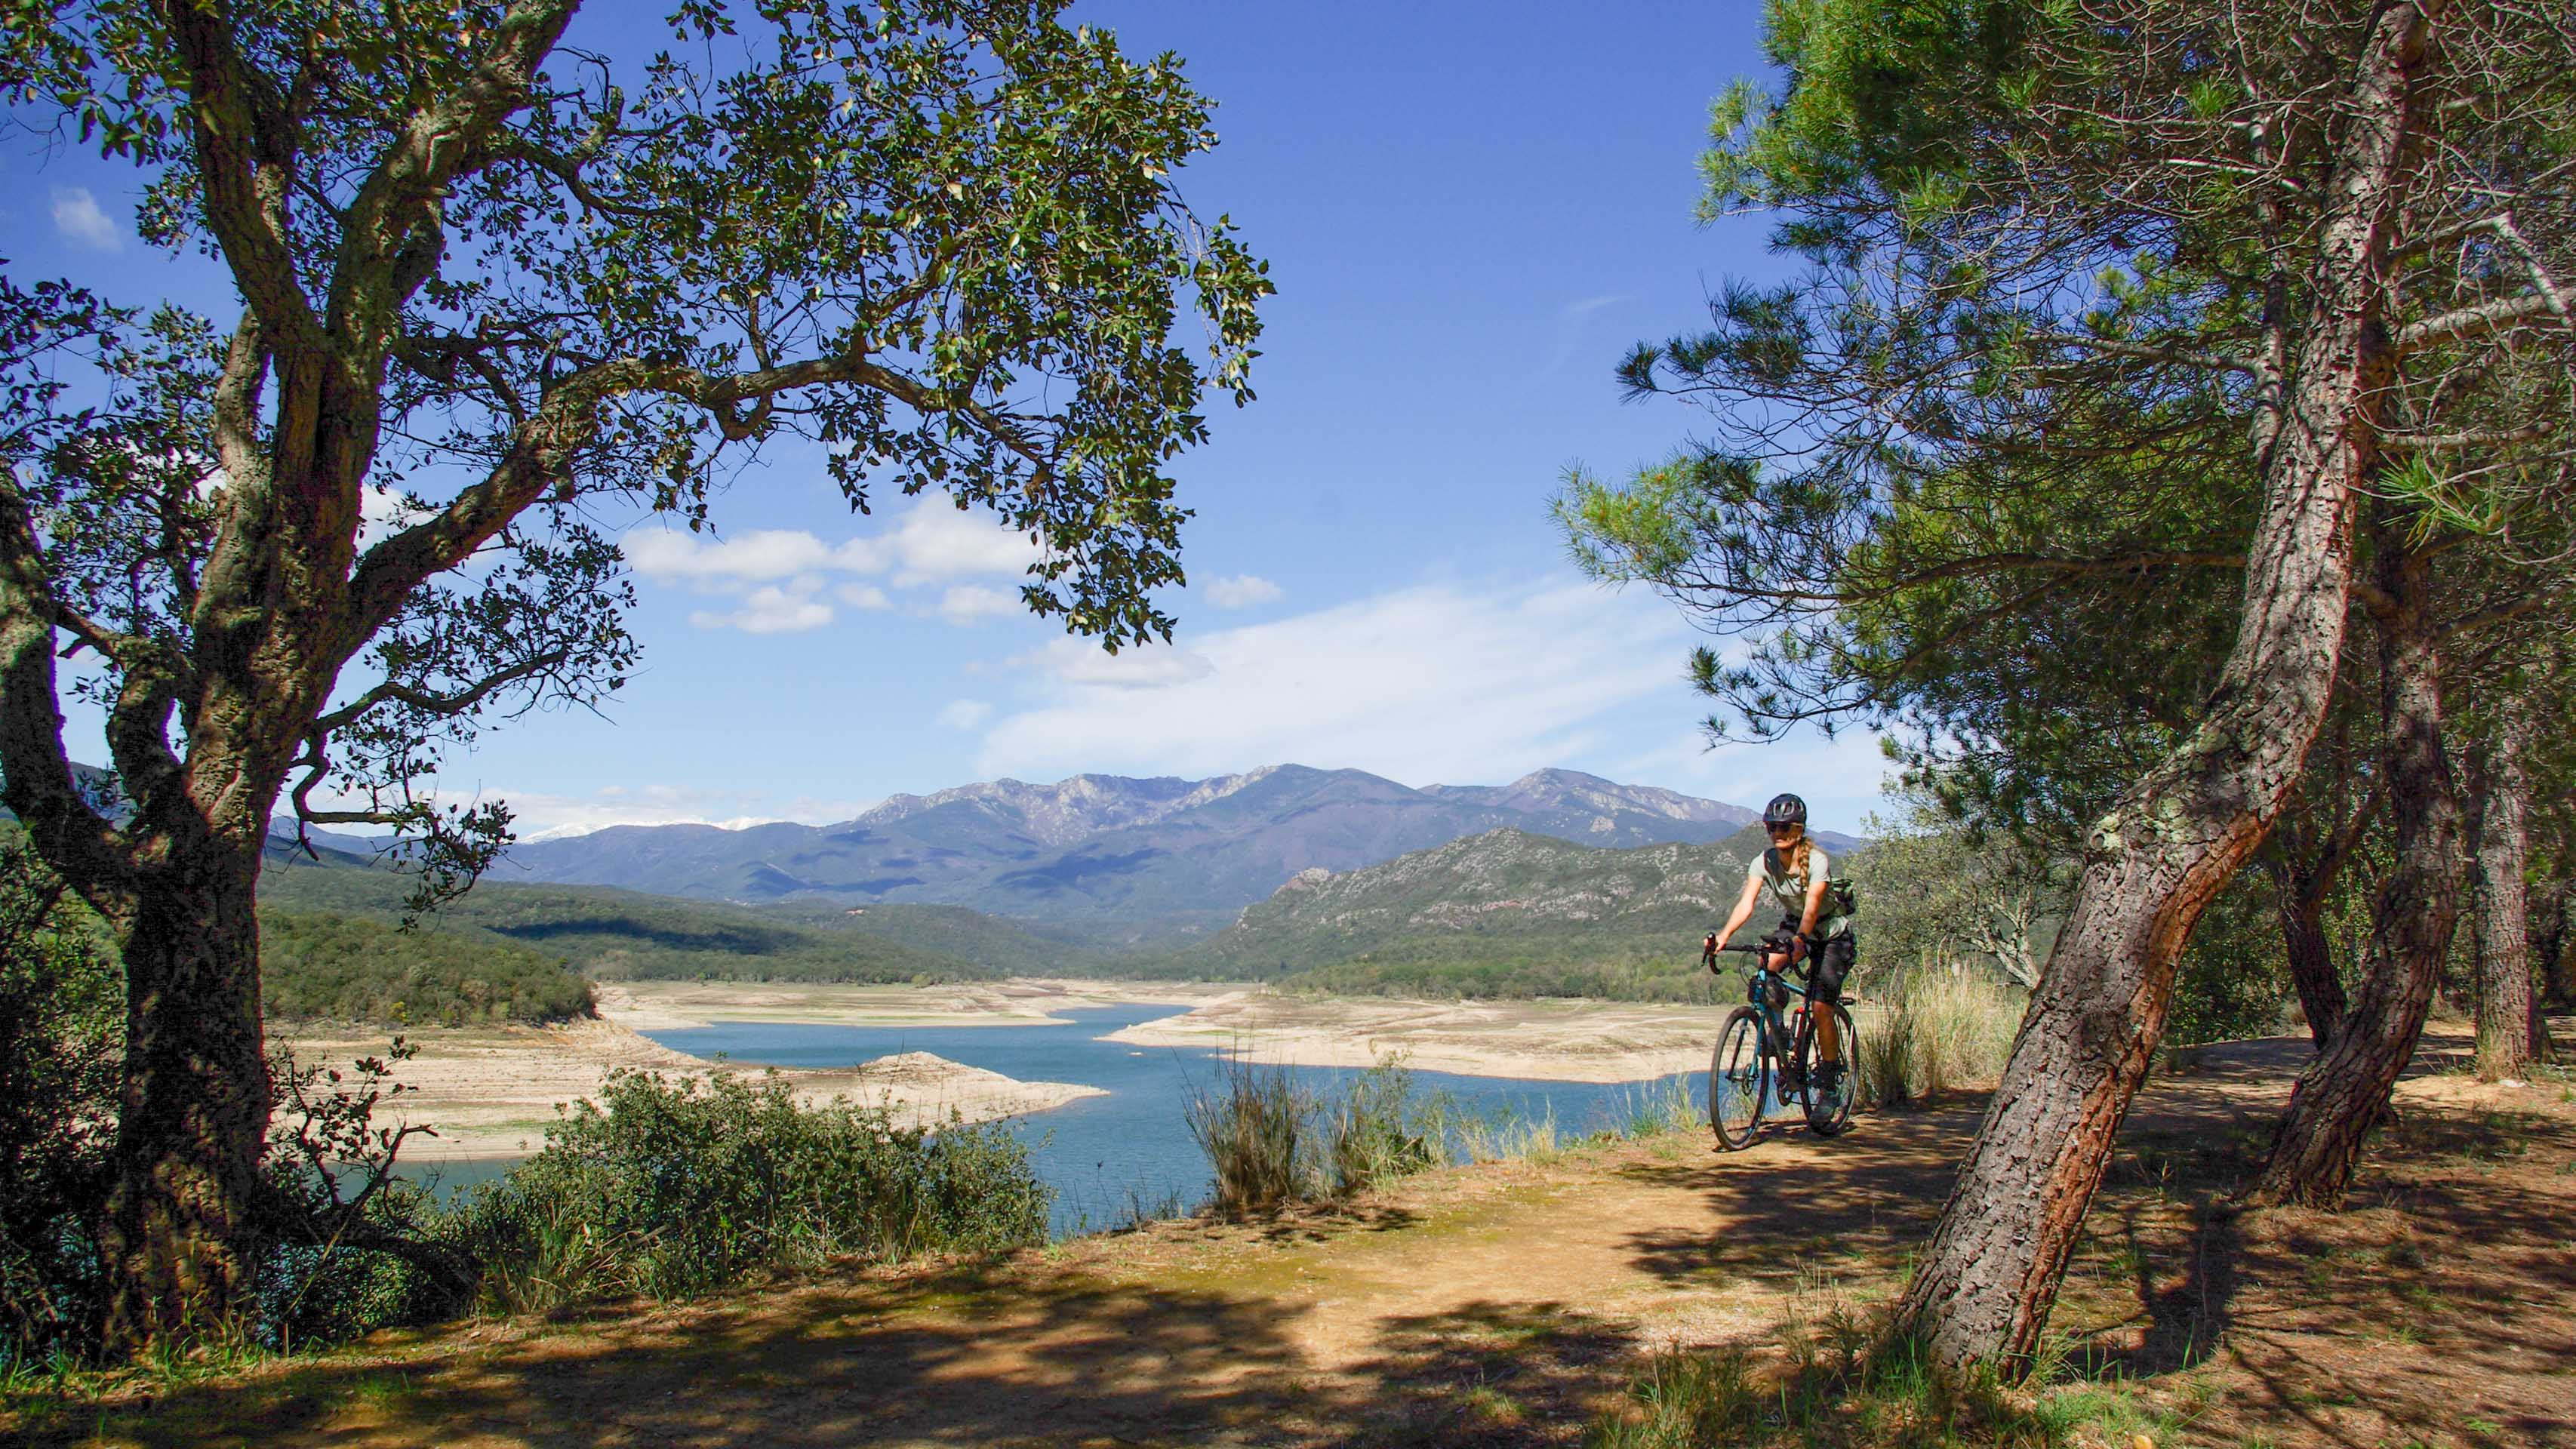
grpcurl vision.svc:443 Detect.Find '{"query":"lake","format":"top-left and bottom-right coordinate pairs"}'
top-left (635, 1001), bottom-right (1709, 1238)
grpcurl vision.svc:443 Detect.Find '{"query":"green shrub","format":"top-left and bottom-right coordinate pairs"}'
top-left (0, 838), bottom-right (121, 1374)
top-left (445, 1069), bottom-right (1048, 1314)
top-left (260, 908), bottom-right (595, 1026)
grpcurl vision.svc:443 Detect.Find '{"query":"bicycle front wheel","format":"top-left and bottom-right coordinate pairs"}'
top-left (1710, 1008), bottom-right (1769, 1151)
top-left (1796, 1001), bottom-right (1858, 1137)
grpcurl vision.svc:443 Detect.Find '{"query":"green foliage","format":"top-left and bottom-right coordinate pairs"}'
top-left (256, 1038), bottom-right (461, 1351)
top-left (759, 900), bottom-right (1103, 974)
top-left (0, 837), bottom-right (120, 1372)
top-left (1854, 781), bottom-right (2067, 988)
top-left (260, 866), bottom-right (989, 985)
top-left (258, 909), bottom-right (595, 1026)
top-left (447, 1069), bottom-right (1049, 1314)
top-left (2165, 868), bottom-right (2291, 1044)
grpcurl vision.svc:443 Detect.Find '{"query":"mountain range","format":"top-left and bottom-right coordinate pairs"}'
top-left (496, 765), bottom-right (1851, 946)
top-left (1137, 823), bottom-right (1786, 999)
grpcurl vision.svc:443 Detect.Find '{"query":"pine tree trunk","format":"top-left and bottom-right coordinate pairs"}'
top-left (2245, 535), bottom-right (2460, 1208)
top-left (2470, 700), bottom-right (2535, 1079)
top-left (97, 840), bottom-right (272, 1346)
top-left (2273, 857), bottom-right (2348, 1049)
top-left (1890, 0), bottom-right (2438, 1372)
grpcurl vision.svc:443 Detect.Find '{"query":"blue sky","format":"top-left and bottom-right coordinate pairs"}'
top-left (10, 0), bottom-right (1897, 841)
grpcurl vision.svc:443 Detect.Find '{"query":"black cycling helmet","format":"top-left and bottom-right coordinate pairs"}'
top-left (1762, 792), bottom-right (1809, 828)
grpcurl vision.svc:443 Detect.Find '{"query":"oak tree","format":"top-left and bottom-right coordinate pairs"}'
top-left (0, 0), bottom-right (1266, 1347)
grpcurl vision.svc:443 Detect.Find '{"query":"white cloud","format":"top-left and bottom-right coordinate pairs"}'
top-left (688, 583), bottom-right (833, 634)
top-left (976, 579), bottom-right (1692, 785)
top-left (1008, 637), bottom-right (1217, 689)
top-left (626, 501), bottom-right (1040, 632)
top-left (933, 583), bottom-right (1020, 626)
top-left (937, 699), bottom-right (993, 731)
top-left (882, 503), bottom-right (1043, 584)
top-left (51, 188), bottom-right (122, 250)
top-left (628, 528), bottom-right (846, 586)
top-left (1204, 574), bottom-right (1284, 609)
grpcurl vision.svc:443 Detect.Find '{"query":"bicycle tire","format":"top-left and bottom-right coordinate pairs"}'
top-left (1794, 1001), bottom-right (1858, 1137)
top-left (1710, 1008), bottom-right (1769, 1151)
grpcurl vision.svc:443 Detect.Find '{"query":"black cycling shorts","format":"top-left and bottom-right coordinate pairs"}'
top-left (1778, 914), bottom-right (1855, 1004)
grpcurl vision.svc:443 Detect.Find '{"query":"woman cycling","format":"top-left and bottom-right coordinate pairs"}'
top-left (1703, 793), bottom-right (1854, 1092)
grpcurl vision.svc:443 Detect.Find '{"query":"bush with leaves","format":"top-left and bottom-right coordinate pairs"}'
top-left (445, 1069), bottom-right (1049, 1314)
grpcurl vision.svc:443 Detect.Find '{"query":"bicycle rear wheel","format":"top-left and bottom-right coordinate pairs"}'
top-left (1710, 1008), bottom-right (1769, 1151)
top-left (1795, 1001), bottom-right (1858, 1137)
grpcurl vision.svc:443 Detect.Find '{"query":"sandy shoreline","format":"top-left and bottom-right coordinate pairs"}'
top-left (592, 977), bottom-right (1230, 1031)
top-left (280, 1012), bottom-right (1106, 1161)
top-left (1099, 989), bottom-right (1757, 1082)
top-left (282, 979), bottom-right (1796, 1160)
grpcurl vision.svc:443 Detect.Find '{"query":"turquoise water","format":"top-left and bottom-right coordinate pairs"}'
top-left (635, 1002), bottom-right (1707, 1237)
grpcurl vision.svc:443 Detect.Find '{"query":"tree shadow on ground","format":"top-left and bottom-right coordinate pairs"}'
top-left (1317, 1299), bottom-right (1639, 1447)
top-left (25, 1261), bottom-right (1351, 1449)
top-left (1613, 1104), bottom-right (1980, 1291)
top-left (2065, 1088), bottom-right (2576, 1446)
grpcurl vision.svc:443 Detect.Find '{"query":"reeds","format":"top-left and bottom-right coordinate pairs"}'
top-left (1852, 963), bottom-right (2024, 1109)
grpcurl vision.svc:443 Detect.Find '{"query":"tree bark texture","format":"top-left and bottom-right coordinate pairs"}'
top-left (99, 848), bottom-right (272, 1345)
top-left (1891, 2), bottom-right (2439, 1372)
top-left (2246, 533), bottom-right (2461, 1208)
top-left (2272, 854), bottom-right (2350, 1048)
top-left (2468, 700), bottom-right (2536, 1078)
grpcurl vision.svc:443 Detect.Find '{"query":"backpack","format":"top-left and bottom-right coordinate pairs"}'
top-left (1826, 875), bottom-right (1859, 920)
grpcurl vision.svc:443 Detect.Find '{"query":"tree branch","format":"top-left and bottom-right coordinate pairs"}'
top-left (2396, 291), bottom-right (2570, 353)
top-left (1702, 549), bottom-right (2246, 608)
top-left (328, 0), bottom-right (584, 352)
top-left (2378, 423), bottom-right (2553, 451)
top-left (0, 480), bottom-right (134, 911)
top-left (158, 0), bottom-right (323, 348)
top-left (2027, 333), bottom-right (2265, 374)
top-left (309, 648), bottom-right (575, 734)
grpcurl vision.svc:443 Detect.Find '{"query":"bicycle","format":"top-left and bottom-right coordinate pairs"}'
top-left (1703, 937), bottom-right (1857, 1149)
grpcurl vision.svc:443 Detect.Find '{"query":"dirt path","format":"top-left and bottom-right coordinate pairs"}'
top-left (20, 1035), bottom-right (2576, 1448)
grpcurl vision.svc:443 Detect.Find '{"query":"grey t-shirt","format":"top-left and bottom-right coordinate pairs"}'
top-left (1750, 846), bottom-right (1852, 940)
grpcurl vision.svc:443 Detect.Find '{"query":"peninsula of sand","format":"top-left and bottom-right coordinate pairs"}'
top-left (1098, 990), bottom-right (1732, 1082)
top-left (277, 979), bottom-right (1223, 1161)
top-left (276, 978), bottom-right (1750, 1160)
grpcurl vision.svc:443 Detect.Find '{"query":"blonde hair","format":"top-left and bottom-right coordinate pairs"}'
top-left (1786, 826), bottom-right (1812, 882)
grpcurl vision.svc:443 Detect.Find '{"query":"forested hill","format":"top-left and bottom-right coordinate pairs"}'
top-left (1128, 823), bottom-right (1791, 1000)
top-left (255, 867), bottom-right (1029, 985)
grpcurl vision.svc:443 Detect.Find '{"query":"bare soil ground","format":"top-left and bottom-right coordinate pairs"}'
top-left (14, 1032), bottom-right (2571, 1448)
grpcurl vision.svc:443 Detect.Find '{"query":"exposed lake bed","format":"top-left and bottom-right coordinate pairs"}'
top-left (279, 979), bottom-right (1747, 1235)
